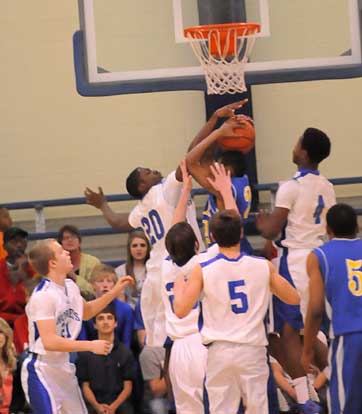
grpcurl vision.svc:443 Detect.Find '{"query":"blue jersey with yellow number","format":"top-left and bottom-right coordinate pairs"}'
top-left (313, 238), bottom-right (362, 337)
top-left (202, 175), bottom-right (252, 251)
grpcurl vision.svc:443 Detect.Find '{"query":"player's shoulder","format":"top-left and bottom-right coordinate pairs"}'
top-left (65, 278), bottom-right (81, 293)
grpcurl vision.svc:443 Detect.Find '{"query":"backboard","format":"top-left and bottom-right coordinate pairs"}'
top-left (74, 0), bottom-right (362, 96)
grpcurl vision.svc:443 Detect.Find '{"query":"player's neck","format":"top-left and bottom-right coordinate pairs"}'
top-left (298, 161), bottom-right (319, 171)
top-left (98, 331), bottom-right (115, 343)
top-left (47, 271), bottom-right (66, 286)
top-left (219, 245), bottom-right (241, 258)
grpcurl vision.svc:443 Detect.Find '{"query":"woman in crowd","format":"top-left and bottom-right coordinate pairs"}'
top-left (116, 230), bottom-right (150, 308)
top-left (0, 318), bottom-right (16, 414)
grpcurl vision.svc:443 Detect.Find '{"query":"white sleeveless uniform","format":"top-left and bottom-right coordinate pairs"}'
top-left (200, 252), bottom-right (271, 414)
top-left (129, 170), bottom-right (204, 346)
top-left (21, 278), bottom-right (87, 414)
top-left (274, 170), bottom-right (336, 319)
top-left (161, 247), bottom-right (218, 414)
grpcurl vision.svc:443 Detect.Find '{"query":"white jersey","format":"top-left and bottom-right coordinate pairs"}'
top-left (27, 278), bottom-right (83, 360)
top-left (200, 252), bottom-right (270, 346)
top-left (275, 170), bottom-right (336, 250)
top-left (161, 245), bottom-right (219, 340)
top-left (129, 171), bottom-right (204, 273)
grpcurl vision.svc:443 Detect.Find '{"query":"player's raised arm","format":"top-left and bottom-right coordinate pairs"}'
top-left (206, 162), bottom-right (239, 212)
top-left (173, 263), bottom-right (203, 318)
top-left (84, 186), bottom-right (133, 231)
top-left (268, 261), bottom-right (300, 305)
top-left (186, 118), bottom-right (247, 194)
top-left (301, 252), bottom-right (325, 373)
top-left (172, 159), bottom-right (193, 225)
top-left (83, 276), bottom-right (135, 320)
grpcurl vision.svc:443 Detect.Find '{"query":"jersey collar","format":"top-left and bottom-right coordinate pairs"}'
top-left (295, 168), bottom-right (320, 178)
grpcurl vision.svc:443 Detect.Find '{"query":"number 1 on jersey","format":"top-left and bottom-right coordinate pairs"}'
top-left (228, 280), bottom-right (249, 314)
top-left (313, 195), bottom-right (325, 224)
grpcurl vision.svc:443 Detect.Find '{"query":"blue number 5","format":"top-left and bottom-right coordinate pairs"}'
top-left (228, 280), bottom-right (249, 314)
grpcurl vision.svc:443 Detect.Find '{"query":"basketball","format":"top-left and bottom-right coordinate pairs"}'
top-left (218, 120), bottom-right (256, 153)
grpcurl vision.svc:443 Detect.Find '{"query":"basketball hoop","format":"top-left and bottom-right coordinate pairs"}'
top-left (184, 23), bottom-right (260, 95)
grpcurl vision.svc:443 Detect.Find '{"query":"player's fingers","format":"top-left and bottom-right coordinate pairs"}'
top-left (209, 163), bottom-right (217, 177)
top-left (213, 162), bottom-right (223, 175)
top-left (98, 186), bottom-right (104, 196)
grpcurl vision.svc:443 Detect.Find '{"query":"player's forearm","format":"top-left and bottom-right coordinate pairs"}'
top-left (100, 203), bottom-right (132, 231)
top-left (173, 279), bottom-right (195, 318)
top-left (187, 113), bottom-right (219, 152)
top-left (273, 371), bottom-right (297, 400)
top-left (303, 308), bottom-right (323, 357)
top-left (110, 381), bottom-right (132, 409)
top-left (42, 335), bottom-right (93, 353)
top-left (83, 288), bottom-right (121, 320)
top-left (219, 188), bottom-right (238, 212)
top-left (270, 272), bottom-right (300, 305)
top-left (186, 129), bottom-right (221, 169)
top-left (172, 187), bottom-right (191, 225)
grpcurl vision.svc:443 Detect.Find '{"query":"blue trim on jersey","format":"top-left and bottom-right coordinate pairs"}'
top-left (200, 252), bottom-right (245, 268)
top-left (27, 353), bottom-right (53, 414)
top-left (198, 301), bottom-right (204, 331)
top-left (35, 278), bottom-right (49, 292)
top-left (200, 254), bottom-right (223, 269)
top-left (295, 169), bottom-right (320, 178)
top-left (33, 322), bottom-right (40, 341)
top-left (163, 336), bottom-right (173, 349)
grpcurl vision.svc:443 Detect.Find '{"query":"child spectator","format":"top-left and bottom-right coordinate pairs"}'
top-left (76, 305), bottom-right (136, 414)
top-left (116, 230), bottom-right (150, 308)
top-left (80, 265), bottom-right (134, 348)
top-left (0, 318), bottom-right (17, 414)
top-left (0, 228), bottom-right (34, 326)
top-left (57, 225), bottom-right (100, 299)
top-left (0, 207), bottom-right (12, 260)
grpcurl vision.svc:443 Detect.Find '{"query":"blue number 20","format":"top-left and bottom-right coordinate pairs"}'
top-left (228, 280), bottom-right (249, 314)
top-left (141, 209), bottom-right (165, 245)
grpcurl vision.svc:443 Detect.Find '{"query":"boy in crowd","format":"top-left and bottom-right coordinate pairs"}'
top-left (174, 210), bottom-right (300, 414)
top-left (80, 264), bottom-right (134, 349)
top-left (302, 204), bottom-right (362, 414)
top-left (77, 305), bottom-right (136, 414)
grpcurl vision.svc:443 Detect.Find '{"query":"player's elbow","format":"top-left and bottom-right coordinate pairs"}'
top-left (41, 336), bottom-right (58, 351)
top-left (173, 303), bottom-right (188, 319)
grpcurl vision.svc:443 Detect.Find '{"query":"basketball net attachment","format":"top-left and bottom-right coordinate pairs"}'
top-left (184, 23), bottom-right (260, 95)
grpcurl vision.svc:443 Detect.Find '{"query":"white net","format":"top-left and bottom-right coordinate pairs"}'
top-left (185, 24), bottom-right (259, 95)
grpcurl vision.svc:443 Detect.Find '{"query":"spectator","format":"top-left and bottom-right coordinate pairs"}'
top-left (76, 305), bottom-right (136, 414)
top-left (57, 224), bottom-right (100, 299)
top-left (0, 318), bottom-right (17, 414)
top-left (0, 228), bottom-right (34, 326)
top-left (80, 265), bottom-right (134, 348)
top-left (139, 345), bottom-right (168, 414)
top-left (116, 230), bottom-right (150, 308)
top-left (0, 207), bottom-right (12, 260)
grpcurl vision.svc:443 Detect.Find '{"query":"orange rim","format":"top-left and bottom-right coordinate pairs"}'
top-left (184, 22), bottom-right (261, 39)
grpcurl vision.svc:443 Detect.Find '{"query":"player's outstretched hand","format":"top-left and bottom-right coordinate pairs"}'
top-left (114, 275), bottom-right (135, 294)
top-left (180, 159), bottom-right (192, 193)
top-left (91, 339), bottom-right (111, 355)
top-left (218, 117), bottom-right (247, 138)
top-left (215, 98), bottom-right (248, 119)
top-left (206, 162), bottom-right (231, 194)
top-left (84, 186), bottom-right (106, 209)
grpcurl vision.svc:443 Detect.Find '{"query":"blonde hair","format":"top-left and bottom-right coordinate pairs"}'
top-left (0, 318), bottom-right (17, 371)
top-left (28, 239), bottom-right (56, 276)
top-left (90, 264), bottom-right (117, 285)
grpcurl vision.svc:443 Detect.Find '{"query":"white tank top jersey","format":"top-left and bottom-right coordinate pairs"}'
top-left (161, 244), bottom-right (219, 340)
top-left (27, 278), bottom-right (83, 359)
top-left (275, 170), bottom-right (336, 250)
top-left (128, 171), bottom-right (204, 273)
top-left (200, 253), bottom-right (270, 346)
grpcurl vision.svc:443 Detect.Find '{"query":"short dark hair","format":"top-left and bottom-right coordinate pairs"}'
top-left (327, 204), bottom-right (358, 238)
top-left (165, 222), bottom-right (197, 266)
top-left (210, 210), bottom-right (242, 247)
top-left (57, 225), bottom-right (81, 244)
top-left (126, 168), bottom-right (142, 199)
top-left (217, 151), bottom-right (246, 177)
top-left (95, 304), bottom-right (117, 322)
top-left (301, 128), bottom-right (331, 163)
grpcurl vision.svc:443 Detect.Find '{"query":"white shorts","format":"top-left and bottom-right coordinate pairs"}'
top-left (141, 271), bottom-right (167, 347)
top-left (169, 333), bottom-right (207, 414)
top-left (206, 342), bottom-right (269, 414)
top-left (21, 353), bottom-right (87, 414)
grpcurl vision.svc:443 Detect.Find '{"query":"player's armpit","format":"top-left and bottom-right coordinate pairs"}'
top-left (268, 262), bottom-right (300, 305)
top-left (173, 264), bottom-right (203, 318)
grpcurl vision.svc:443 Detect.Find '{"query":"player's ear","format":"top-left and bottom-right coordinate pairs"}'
top-left (210, 232), bottom-right (215, 243)
top-left (326, 225), bottom-right (334, 240)
top-left (137, 181), bottom-right (147, 195)
top-left (194, 240), bottom-right (199, 253)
